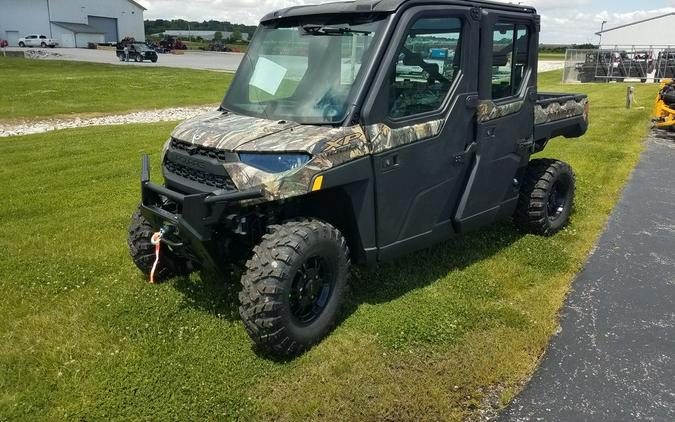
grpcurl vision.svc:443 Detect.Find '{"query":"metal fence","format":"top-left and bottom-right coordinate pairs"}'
top-left (563, 46), bottom-right (675, 84)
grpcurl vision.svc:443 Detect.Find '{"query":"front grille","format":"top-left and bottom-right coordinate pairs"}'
top-left (170, 138), bottom-right (230, 161)
top-left (164, 158), bottom-right (236, 191)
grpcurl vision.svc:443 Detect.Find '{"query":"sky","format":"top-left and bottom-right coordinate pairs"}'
top-left (137, 0), bottom-right (675, 44)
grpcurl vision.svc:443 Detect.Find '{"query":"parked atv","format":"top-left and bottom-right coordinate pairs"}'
top-left (128, 0), bottom-right (589, 357)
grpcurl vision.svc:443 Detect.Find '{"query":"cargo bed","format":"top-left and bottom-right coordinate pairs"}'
top-left (534, 92), bottom-right (589, 150)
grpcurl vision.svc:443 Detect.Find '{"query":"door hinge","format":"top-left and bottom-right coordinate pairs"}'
top-left (454, 142), bottom-right (478, 166)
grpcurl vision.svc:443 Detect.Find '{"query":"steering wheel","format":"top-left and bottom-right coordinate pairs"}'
top-left (400, 46), bottom-right (451, 86)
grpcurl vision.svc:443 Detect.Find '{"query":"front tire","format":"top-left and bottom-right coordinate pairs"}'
top-left (239, 219), bottom-right (350, 357)
top-left (41, 42), bottom-right (47, 48)
top-left (127, 210), bottom-right (190, 281)
top-left (135, 55), bottom-right (143, 62)
top-left (514, 159), bottom-right (575, 236)
top-left (19, 42), bottom-right (25, 48)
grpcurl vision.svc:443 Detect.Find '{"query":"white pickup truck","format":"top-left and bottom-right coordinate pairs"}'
top-left (18, 34), bottom-right (58, 48)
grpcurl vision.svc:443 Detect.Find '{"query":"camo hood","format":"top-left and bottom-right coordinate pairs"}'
top-left (171, 110), bottom-right (344, 154)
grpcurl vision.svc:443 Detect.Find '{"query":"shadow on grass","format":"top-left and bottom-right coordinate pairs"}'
top-left (170, 221), bottom-right (523, 322)
top-left (171, 267), bottom-right (243, 322)
top-left (346, 222), bottom-right (523, 307)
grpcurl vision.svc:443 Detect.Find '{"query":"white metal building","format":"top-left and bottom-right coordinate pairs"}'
top-left (597, 13), bottom-right (675, 47)
top-left (0, 0), bottom-right (146, 48)
top-left (161, 30), bottom-right (249, 41)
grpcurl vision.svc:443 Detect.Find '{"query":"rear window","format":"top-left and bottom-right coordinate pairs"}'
top-left (491, 23), bottom-right (530, 100)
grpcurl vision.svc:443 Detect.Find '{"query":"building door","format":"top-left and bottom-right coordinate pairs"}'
top-left (88, 16), bottom-right (119, 43)
top-left (5, 31), bottom-right (19, 46)
top-left (61, 33), bottom-right (75, 48)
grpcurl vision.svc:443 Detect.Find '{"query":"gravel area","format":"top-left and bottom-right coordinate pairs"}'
top-left (539, 61), bottom-right (564, 73)
top-left (0, 105), bottom-right (217, 138)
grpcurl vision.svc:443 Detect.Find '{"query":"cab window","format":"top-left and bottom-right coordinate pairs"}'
top-left (387, 17), bottom-right (463, 119)
top-left (491, 23), bottom-right (530, 99)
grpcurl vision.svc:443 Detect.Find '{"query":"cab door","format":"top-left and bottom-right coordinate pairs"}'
top-left (454, 10), bottom-right (538, 231)
top-left (360, 6), bottom-right (479, 260)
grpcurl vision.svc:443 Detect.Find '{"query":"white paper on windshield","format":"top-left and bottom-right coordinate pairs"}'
top-left (250, 56), bottom-right (287, 95)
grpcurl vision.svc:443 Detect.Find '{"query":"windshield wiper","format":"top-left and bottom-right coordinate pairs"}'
top-left (301, 25), bottom-right (371, 35)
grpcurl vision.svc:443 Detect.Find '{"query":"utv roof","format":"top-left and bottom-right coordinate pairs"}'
top-left (261, 0), bottom-right (536, 23)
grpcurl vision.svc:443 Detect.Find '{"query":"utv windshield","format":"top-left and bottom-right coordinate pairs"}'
top-left (222, 15), bottom-right (387, 124)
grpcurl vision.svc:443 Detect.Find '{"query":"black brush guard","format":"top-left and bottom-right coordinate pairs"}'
top-left (139, 155), bottom-right (264, 268)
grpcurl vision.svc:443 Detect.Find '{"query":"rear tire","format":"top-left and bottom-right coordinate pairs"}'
top-left (135, 55), bottom-right (143, 62)
top-left (514, 159), bottom-right (575, 236)
top-left (41, 42), bottom-right (47, 48)
top-left (127, 210), bottom-right (190, 281)
top-left (239, 219), bottom-right (350, 357)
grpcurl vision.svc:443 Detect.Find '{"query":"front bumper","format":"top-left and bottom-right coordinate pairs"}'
top-left (139, 155), bottom-right (263, 265)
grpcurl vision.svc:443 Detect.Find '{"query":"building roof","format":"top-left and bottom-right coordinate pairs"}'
top-left (127, 0), bottom-right (147, 11)
top-left (163, 30), bottom-right (222, 37)
top-left (596, 13), bottom-right (675, 35)
top-left (51, 22), bottom-right (104, 34)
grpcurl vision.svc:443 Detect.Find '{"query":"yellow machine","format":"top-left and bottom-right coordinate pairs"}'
top-left (652, 79), bottom-right (675, 129)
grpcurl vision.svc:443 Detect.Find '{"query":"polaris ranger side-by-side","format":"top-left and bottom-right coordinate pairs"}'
top-left (128, 0), bottom-right (589, 356)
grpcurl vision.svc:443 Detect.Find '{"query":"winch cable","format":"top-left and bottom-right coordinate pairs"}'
top-left (149, 230), bottom-right (164, 284)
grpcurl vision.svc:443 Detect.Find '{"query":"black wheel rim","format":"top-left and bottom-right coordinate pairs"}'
top-left (547, 180), bottom-right (568, 222)
top-left (289, 256), bottom-right (334, 325)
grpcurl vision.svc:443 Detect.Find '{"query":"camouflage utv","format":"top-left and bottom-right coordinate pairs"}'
top-left (128, 0), bottom-right (589, 357)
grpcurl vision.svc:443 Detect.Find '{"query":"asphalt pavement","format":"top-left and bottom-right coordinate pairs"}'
top-left (3, 47), bottom-right (243, 72)
top-left (501, 133), bottom-right (675, 421)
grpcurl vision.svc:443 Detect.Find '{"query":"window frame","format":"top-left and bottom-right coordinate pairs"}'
top-left (385, 15), bottom-right (465, 121)
top-left (361, 6), bottom-right (473, 130)
top-left (488, 19), bottom-right (534, 102)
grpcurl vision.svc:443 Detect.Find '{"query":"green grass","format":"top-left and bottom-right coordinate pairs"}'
top-left (0, 71), bottom-right (656, 420)
top-left (0, 57), bottom-right (231, 121)
top-left (539, 52), bottom-right (566, 61)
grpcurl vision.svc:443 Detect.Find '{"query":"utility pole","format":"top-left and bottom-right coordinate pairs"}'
top-left (598, 20), bottom-right (607, 47)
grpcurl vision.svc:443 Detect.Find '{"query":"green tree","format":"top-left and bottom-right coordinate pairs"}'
top-left (213, 31), bottom-right (223, 41)
top-left (231, 29), bottom-right (242, 42)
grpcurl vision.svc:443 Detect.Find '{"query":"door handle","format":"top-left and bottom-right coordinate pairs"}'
top-left (381, 154), bottom-right (399, 170)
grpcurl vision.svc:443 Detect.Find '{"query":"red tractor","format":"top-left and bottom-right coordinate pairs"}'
top-left (158, 36), bottom-right (187, 53)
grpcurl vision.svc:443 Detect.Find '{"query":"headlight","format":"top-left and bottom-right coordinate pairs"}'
top-left (238, 153), bottom-right (311, 173)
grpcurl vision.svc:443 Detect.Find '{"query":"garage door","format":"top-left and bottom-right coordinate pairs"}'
top-left (88, 16), bottom-right (118, 43)
top-left (5, 31), bottom-right (19, 47)
top-left (61, 33), bottom-right (75, 48)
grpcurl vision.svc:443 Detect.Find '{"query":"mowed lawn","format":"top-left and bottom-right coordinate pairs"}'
top-left (0, 72), bottom-right (656, 420)
top-left (0, 57), bottom-right (230, 121)
top-left (538, 52), bottom-right (566, 61)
